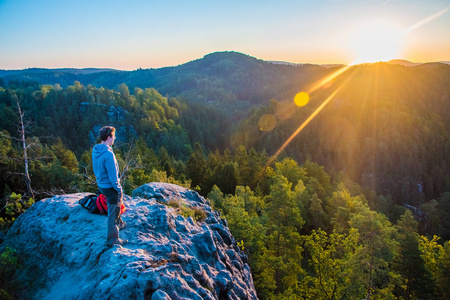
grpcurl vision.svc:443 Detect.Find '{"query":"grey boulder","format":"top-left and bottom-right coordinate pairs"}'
top-left (1, 182), bottom-right (258, 300)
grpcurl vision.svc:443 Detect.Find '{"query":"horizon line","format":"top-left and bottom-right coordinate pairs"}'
top-left (1, 53), bottom-right (449, 72)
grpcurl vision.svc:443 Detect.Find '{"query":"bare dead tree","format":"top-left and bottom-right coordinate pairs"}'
top-left (81, 164), bottom-right (97, 185)
top-left (0, 194), bottom-right (10, 214)
top-left (32, 187), bottom-right (69, 198)
top-left (0, 135), bottom-right (54, 199)
top-left (14, 96), bottom-right (35, 200)
top-left (1, 96), bottom-right (54, 200)
top-left (118, 141), bottom-right (143, 185)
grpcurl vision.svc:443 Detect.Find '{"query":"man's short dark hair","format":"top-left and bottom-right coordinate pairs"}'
top-left (99, 126), bottom-right (116, 141)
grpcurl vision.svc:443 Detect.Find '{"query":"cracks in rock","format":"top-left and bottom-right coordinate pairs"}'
top-left (93, 247), bottom-right (109, 267)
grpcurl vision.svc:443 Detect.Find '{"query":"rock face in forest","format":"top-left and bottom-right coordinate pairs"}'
top-left (1, 182), bottom-right (257, 299)
top-left (81, 102), bottom-right (137, 145)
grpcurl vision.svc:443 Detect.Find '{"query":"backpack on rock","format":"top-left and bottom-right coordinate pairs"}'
top-left (96, 194), bottom-right (126, 215)
top-left (78, 194), bottom-right (100, 214)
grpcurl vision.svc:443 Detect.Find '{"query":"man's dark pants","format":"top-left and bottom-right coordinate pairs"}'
top-left (98, 187), bottom-right (124, 246)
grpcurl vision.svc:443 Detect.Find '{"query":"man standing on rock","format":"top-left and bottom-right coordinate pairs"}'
top-left (92, 126), bottom-right (127, 247)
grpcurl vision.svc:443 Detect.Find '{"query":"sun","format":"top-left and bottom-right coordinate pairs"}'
top-left (348, 21), bottom-right (405, 64)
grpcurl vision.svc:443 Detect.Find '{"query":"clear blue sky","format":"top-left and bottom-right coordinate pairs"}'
top-left (0, 0), bottom-right (449, 70)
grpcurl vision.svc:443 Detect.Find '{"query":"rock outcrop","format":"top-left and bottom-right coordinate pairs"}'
top-left (81, 102), bottom-right (137, 145)
top-left (1, 182), bottom-right (258, 299)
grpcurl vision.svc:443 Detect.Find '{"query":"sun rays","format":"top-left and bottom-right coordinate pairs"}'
top-left (349, 21), bottom-right (405, 64)
top-left (262, 5), bottom-right (450, 170)
top-left (405, 6), bottom-right (450, 33)
top-left (265, 86), bottom-right (345, 168)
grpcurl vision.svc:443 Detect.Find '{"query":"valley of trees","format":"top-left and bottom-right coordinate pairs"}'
top-left (1, 53), bottom-right (450, 299)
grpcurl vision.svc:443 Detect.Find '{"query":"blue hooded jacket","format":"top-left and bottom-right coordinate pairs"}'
top-left (92, 144), bottom-right (122, 193)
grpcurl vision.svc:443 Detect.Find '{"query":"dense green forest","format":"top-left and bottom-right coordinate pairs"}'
top-left (233, 63), bottom-right (450, 205)
top-left (1, 53), bottom-right (450, 299)
top-left (0, 52), bottom-right (336, 106)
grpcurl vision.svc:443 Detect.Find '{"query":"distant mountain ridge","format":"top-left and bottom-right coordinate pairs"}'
top-left (267, 60), bottom-right (347, 68)
top-left (0, 67), bottom-right (117, 77)
top-left (1, 53), bottom-right (448, 77)
top-left (386, 59), bottom-right (423, 67)
top-left (1, 51), bottom-right (449, 106)
top-left (0, 51), bottom-right (330, 105)
top-left (386, 59), bottom-right (450, 66)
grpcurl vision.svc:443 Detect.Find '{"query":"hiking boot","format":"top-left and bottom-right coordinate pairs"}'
top-left (107, 238), bottom-right (128, 247)
top-left (119, 222), bottom-right (127, 230)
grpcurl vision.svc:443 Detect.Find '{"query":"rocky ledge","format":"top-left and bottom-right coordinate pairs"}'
top-left (1, 182), bottom-right (258, 300)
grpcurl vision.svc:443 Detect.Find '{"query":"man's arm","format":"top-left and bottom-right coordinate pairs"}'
top-left (105, 152), bottom-right (122, 193)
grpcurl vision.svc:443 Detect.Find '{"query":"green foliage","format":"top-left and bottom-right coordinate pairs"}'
top-left (346, 206), bottom-right (399, 299)
top-left (51, 138), bottom-right (78, 173)
top-left (253, 172), bottom-right (305, 297)
top-left (420, 236), bottom-right (450, 299)
top-left (393, 210), bottom-right (434, 299)
top-left (274, 158), bottom-right (307, 188)
top-left (222, 187), bottom-right (263, 257)
top-left (147, 169), bottom-right (190, 189)
top-left (0, 246), bottom-right (19, 299)
top-left (330, 185), bottom-right (368, 234)
top-left (437, 192), bottom-right (450, 240)
top-left (232, 64), bottom-right (450, 205)
top-left (198, 148), bottom-right (450, 299)
top-left (187, 143), bottom-right (207, 190)
top-left (0, 193), bottom-right (34, 230)
top-left (300, 229), bottom-right (358, 299)
top-left (166, 199), bottom-right (207, 222)
top-left (207, 185), bottom-right (224, 211)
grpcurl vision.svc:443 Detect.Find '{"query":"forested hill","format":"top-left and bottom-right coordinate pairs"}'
top-left (233, 62), bottom-right (450, 203)
top-left (2, 52), bottom-right (450, 108)
top-left (0, 51), bottom-right (331, 104)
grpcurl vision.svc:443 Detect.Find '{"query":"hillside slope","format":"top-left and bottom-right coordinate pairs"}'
top-left (0, 52), bottom-right (333, 104)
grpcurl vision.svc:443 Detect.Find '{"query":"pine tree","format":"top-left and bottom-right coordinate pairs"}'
top-left (186, 143), bottom-right (207, 191)
top-left (51, 138), bottom-right (78, 173)
top-left (394, 210), bottom-right (433, 299)
top-left (346, 207), bottom-right (398, 299)
top-left (301, 229), bottom-right (358, 299)
top-left (257, 172), bottom-right (304, 297)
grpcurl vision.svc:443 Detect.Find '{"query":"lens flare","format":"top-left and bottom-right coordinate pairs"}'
top-left (294, 92), bottom-right (309, 107)
top-left (265, 86), bottom-right (344, 169)
top-left (258, 114), bottom-right (277, 132)
top-left (262, 7), bottom-right (450, 170)
top-left (309, 65), bottom-right (352, 93)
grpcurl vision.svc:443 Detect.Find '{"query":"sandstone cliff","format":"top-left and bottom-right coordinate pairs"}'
top-left (1, 182), bottom-right (258, 299)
